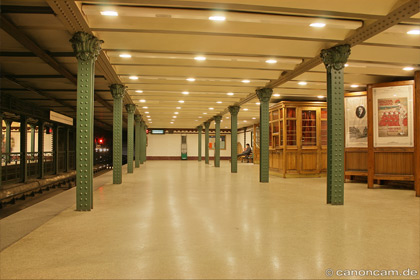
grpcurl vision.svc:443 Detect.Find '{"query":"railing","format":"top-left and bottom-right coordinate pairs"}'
top-left (1, 152), bottom-right (22, 184)
top-left (43, 152), bottom-right (55, 176)
top-left (27, 152), bottom-right (39, 179)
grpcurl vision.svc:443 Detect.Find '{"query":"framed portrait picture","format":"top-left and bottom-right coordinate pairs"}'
top-left (373, 85), bottom-right (414, 147)
top-left (209, 135), bottom-right (226, 150)
top-left (345, 96), bottom-right (368, 147)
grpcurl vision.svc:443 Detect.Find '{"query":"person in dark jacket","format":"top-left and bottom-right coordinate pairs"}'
top-left (237, 144), bottom-right (252, 158)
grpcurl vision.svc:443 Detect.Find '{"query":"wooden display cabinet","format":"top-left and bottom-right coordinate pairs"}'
top-left (268, 101), bottom-right (327, 177)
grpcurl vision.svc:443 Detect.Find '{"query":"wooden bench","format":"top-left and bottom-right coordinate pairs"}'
top-left (240, 152), bottom-right (253, 163)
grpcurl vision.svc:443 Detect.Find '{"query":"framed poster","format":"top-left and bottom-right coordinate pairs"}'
top-left (345, 96), bottom-right (368, 147)
top-left (373, 85), bottom-right (414, 147)
top-left (209, 135), bottom-right (226, 150)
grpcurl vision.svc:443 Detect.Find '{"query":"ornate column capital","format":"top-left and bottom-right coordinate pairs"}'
top-left (70, 32), bottom-right (103, 61)
top-left (321, 44), bottom-right (351, 71)
top-left (125, 104), bottom-right (136, 113)
top-left (135, 114), bottom-right (142, 122)
top-left (256, 88), bottom-right (273, 102)
top-left (214, 115), bottom-right (222, 123)
top-left (204, 121), bottom-right (210, 129)
top-left (110, 84), bottom-right (126, 99)
top-left (228, 105), bottom-right (240, 116)
top-left (197, 125), bottom-right (203, 130)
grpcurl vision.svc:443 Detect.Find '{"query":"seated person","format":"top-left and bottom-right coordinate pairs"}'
top-left (237, 144), bottom-right (252, 158)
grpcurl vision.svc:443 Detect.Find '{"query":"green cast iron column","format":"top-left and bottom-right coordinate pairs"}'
top-left (214, 116), bottom-right (222, 167)
top-left (126, 104), bottom-right (136, 173)
top-left (65, 127), bottom-right (70, 172)
top-left (30, 124), bottom-right (35, 159)
top-left (5, 120), bottom-right (12, 163)
top-left (204, 121), bottom-right (210, 164)
top-left (53, 124), bottom-right (59, 175)
top-left (20, 116), bottom-right (28, 183)
top-left (321, 44), bottom-right (351, 205)
top-left (110, 84), bottom-right (126, 184)
top-left (38, 121), bottom-right (44, 178)
top-left (197, 125), bottom-right (203, 161)
top-left (140, 121), bottom-right (145, 164)
top-left (256, 88), bottom-right (273, 183)
top-left (135, 114), bottom-right (141, 168)
top-left (143, 125), bottom-right (148, 162)
top-left (229, 106), bottom-right (240, 173)
top-left (70, 31), bottom-right (103, 211)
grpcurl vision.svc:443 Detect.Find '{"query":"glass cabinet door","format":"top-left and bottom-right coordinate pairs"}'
top-left (301, 109), bottom-right (317, 146)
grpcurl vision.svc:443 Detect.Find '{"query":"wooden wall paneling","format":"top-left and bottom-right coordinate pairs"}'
top-left (414, 71), bottom-right (420, 196)
top-left (367, 85), bottom-right (375, 188)
top-left (374, 152), bottom-right (413, 175)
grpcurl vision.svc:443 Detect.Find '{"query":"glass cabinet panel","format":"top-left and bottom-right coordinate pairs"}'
top-left (273, 121), bottom-right (279, 133)
top-left (287, 108), bottom-right (296, 118)
top-left (286, 120), bottom-right (297, 145)
top-left (321, 108), bottom-right (327, 146)
top-left (272, 110), bottom-right (279, 120)
top-left (269, 124), bottom-right (273, 147)
top-left (302, 110), bottom-right (317, 146)
top-left (280, 120), bottom-right (283, 146)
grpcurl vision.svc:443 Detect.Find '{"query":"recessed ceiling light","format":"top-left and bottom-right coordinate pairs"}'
top-left (407, 29), bottom-right (420, 35)
top-left (209, 108), bottom-right (214, 110)
top-left (178, 100), bottom-right (184, 103)
top-left (186, 78), bottom-right (196, 82)
top-left (317, 96), bottom-right (324, 99)
top-left (176, 107), bottom-right (181, 109)
top-left (226, 117), bottom-right (230, 119)
top-left (194, 56), bottom-right (206, 61)
top-left (146, 116), bottom-right (151, 118)
top-left (135, 90), bottom-right (143, 93)
top-left (139, 99), bottom-right (146, 103)
top-left (198, 116), bottom-right (202, 118)
top-left (101, 11), bottom-right (118, 16)
top-left (252, 117), bottom-right (256, 119)
top-left (170, 122), bottom-right (174, 124)
top-left (225, 126), bottom-right (228, 128)
top-left (149, 122), bottom-right (152, 123)
top-left (344, 64), bottom-right (349, 67)
top-left (182, 91), bottom-right (189, 95)
top-left (227, 92), bottom-right (234, 96)
top-left (129, 76), bottom-right (138, 80)
top-left (242, 79), bottom-right (250, 83)
top-left (265, 59), bottom-right (277, 64)
top-left (403, 67), bottom-right (414, 71)
top-left (203, 112), bottom-right (207, 115)
top-left (173, 116), bottom-right (177, 118)
top-left (350, 84), bottom-right (360, 88)
top-left (273, 93), bottom-right (280, 97)
top-left (209, 16), bottom-right (225, 21)
top-left (142, 106), bottom-right (148, 109)
top-left (256, 102), bottom-right (260, 105)
top-left (298, 81), bottom-right (307, 86)
top-left (310, 23), bottom-right (326, 28)
top-left (216, 101), bottom-right (222, 104)
top-left (174, 112), bottom-right (179, 114)
top-left (243, 108), bottom-right (249, 111)
top-left (243, 120), bottom-right (248, 123)
top-left (145, 111), bottom-right (149, 114)
top-left (119, 54), bottom-right (131, 58)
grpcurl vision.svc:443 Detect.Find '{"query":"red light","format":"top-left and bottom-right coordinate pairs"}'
top-left (146, 129), bottom-right (149, 134)
top-left (98, 138), bottom-right (104, 144)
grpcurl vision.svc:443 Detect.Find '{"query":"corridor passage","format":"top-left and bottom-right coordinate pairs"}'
top-left (1, 161), bottom-right (419, 279)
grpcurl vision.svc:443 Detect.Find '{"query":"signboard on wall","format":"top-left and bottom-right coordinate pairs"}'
top-left (373, 85), bottom-right (414, 147)
top-left (50, 111), bottom-right (73, 126)
top-left (209, 135), bottom-right (226, 150)
top-left (345, 96), bottom-right (368, 147)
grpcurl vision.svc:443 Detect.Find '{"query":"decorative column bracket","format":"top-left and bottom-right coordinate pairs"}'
top-left (135, 114), bottom-right (141, 168)
top-left (126, 104), bottom-right (136, 174)
top-left (256, 88), bottom-right (273, 182)
top-left (204, 121), bottom-right (210, 164)
top-left (228, 106), bottom-right (240, 173)
top-left (70, 31), bottom-right (103, 211)
top-left (214, 116), bottom-right (222, 167)
top-left (111, 84), bottom-right (126, 184)
top-left (321, 44), bottom-right (351, 205)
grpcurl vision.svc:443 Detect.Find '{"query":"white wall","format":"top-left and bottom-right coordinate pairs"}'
top-left (147, 133), bottom-right (231, 158)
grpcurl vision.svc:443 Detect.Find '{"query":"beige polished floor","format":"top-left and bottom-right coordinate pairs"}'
top-left (1, 161), bottom-right (419, 279)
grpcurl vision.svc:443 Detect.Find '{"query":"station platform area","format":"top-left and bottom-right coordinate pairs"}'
top-left (0, 161), bottom-right (419, 279)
